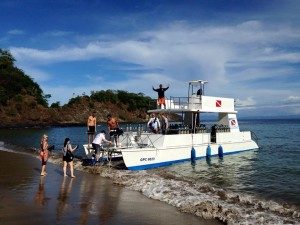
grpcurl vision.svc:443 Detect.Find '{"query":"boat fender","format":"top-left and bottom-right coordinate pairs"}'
top-left (218, 145), bottom-right (223, 158)
top-left (191, 147), bottom-right (196, 162)
top-left (206, 145), bottom-right (211, 157)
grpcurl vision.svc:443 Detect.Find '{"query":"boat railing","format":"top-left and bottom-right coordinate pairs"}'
top-left (168, 124), bottom-right (207, 134)
top-left (119, 131), bottom-right (157, 149)
top-left (212, 124), bottom-right (230, 133)
top-left (168, 96), bottom-right (201, 110)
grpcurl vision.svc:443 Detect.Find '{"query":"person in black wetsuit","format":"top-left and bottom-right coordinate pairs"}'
top-left (152, 84), bottom-right (169, 109)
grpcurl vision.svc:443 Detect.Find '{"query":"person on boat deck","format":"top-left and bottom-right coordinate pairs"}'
top-left (92, 130), bottom-right (112, 161)
top-left (62, 138), bottom-right (78, 178)
top-left (196, 88), bottom-right (202, 96)
top-left (87, 112), bottom-right (97, 145)
top-left (160, 113), bottom-right (169, 134)
top-left (107, 114), bottom-right (123, 147)
top-left (152, 84), bottom-right (169, 109)
top-left (147, 113), bottom-right (161, 133)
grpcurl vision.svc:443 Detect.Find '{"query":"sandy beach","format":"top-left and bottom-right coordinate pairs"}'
top-left (0, 150), bottom-right (222, 225)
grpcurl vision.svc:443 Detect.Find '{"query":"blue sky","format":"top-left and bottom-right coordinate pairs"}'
top-left (1, 0), bottom-right (300, 117)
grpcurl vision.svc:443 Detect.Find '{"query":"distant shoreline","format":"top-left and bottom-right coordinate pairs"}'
top-left (0, 122), bottom-right (85, 129)
top-left (0, 121), bottom-right (148, 129)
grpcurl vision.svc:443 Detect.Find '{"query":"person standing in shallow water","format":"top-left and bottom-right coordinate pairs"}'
top-left (39, 134), bottom-right (49, 176)
top-left (152, 84), bottom-right (169, 109)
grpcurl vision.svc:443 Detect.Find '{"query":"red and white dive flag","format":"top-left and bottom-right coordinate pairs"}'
top-left (216, 100), bottom-right (222, 107)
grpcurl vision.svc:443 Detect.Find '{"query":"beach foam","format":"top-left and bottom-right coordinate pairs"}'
top-left (95, 168), bottom-right (300, 225)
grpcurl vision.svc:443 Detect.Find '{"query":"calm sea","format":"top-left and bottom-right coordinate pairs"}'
top-left (1, 119), bottom-right (300, 224)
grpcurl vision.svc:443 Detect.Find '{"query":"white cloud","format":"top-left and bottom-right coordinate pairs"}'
top-left (8, 20), bottom-right (300, 115)
top-left (236, 97), bottom-right (256, 109)
top-left (8, 29), bottom-right (24, 35)
top-left (44, 30), bottom-right (73, 37)
top-left (283, 96), bottom-right (300, 104)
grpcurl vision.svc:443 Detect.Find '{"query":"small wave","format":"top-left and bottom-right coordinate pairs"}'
top-left (0, 141), bottom-right (18, 153)
top-left (95, 168), bottom-right (300, 225)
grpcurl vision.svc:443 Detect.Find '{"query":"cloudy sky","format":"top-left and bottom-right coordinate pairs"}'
top-left (1, 0), bottom-right (300, 118)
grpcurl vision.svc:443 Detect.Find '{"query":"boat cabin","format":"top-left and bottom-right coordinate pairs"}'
top-left (149, 80), bottom-right (240, 141)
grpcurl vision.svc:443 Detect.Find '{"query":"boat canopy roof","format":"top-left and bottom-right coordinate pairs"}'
top-left (149, 79), bottom-right (237, 114)
top-left (189, 80), bottom-right (208, 85)
top-left (148, 108), bottom-right (237, 114)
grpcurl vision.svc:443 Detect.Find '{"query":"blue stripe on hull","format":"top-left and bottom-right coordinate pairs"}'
top-left (126, 148), bottom-right (256, 170)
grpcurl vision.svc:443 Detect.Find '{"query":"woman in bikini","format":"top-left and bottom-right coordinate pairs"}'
top-left (39, 134), bottom-right (49, 176)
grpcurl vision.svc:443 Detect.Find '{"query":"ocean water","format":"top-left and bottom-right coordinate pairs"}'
top-left (0, 119), bottom-right (300, 224)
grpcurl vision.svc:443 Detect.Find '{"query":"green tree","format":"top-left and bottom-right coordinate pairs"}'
top-left (0, 49), bottom-right (48, 106)
top-left (50, 101), bottom-right (60, 108)
top-left (0, 49), bottom-right (15, 70)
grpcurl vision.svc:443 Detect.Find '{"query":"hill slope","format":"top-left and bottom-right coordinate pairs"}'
top-left (0, 49), bottom-right (156, 127)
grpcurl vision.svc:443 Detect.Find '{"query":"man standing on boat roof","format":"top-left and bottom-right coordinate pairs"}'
top-left (152, 84), bottom-right (169, 109)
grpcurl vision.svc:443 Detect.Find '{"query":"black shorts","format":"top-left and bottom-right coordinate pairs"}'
top-left (63, 152), bottom-right (74, 162)
top-left (63, 155), bottom-right (68, 162)
top-left (88, 126), bottom-right (96, 133)
top-left (110, 128), bottom-right (123, 137)
top-left (109, 130), bottom-right (117, 137)
top-left (92, 143), bottom-right (102, 154)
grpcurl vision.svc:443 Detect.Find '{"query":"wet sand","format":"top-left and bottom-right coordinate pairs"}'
top-left (0, 151), bottom-right (222, 225)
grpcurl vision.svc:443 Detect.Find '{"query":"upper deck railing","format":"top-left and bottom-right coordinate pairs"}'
top-left (166, 96), bottom-right (201, 110)
top-left (161, 95), bottom-right (236, 113)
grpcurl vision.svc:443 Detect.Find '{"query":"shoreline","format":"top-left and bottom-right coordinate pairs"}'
top-left (0, 146), bottom-right (222, 225)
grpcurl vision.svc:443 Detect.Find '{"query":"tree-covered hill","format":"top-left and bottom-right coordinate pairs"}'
top-left (0, 49), bottom-right (48, 107)
top-left (0, 49), bottom-right (157, 127)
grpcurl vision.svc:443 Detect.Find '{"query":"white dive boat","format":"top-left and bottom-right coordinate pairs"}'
top-left (116, 80), bottom-right (259, 170)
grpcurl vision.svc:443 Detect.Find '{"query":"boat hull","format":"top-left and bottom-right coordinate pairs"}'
top-left (119, 132), bottom-right (258, 170)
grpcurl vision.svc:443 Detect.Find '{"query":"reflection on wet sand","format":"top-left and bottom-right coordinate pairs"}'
top-left (97, 180), bottom-right (120, 225)
top-left (78, 173), bottom-right (121, 225)
top-left (56, 177), bottom-right (74, 222)
top-left (34, 176), bottom-right (50, 206)
top-left (78, 175), bottom-right (95, 225)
